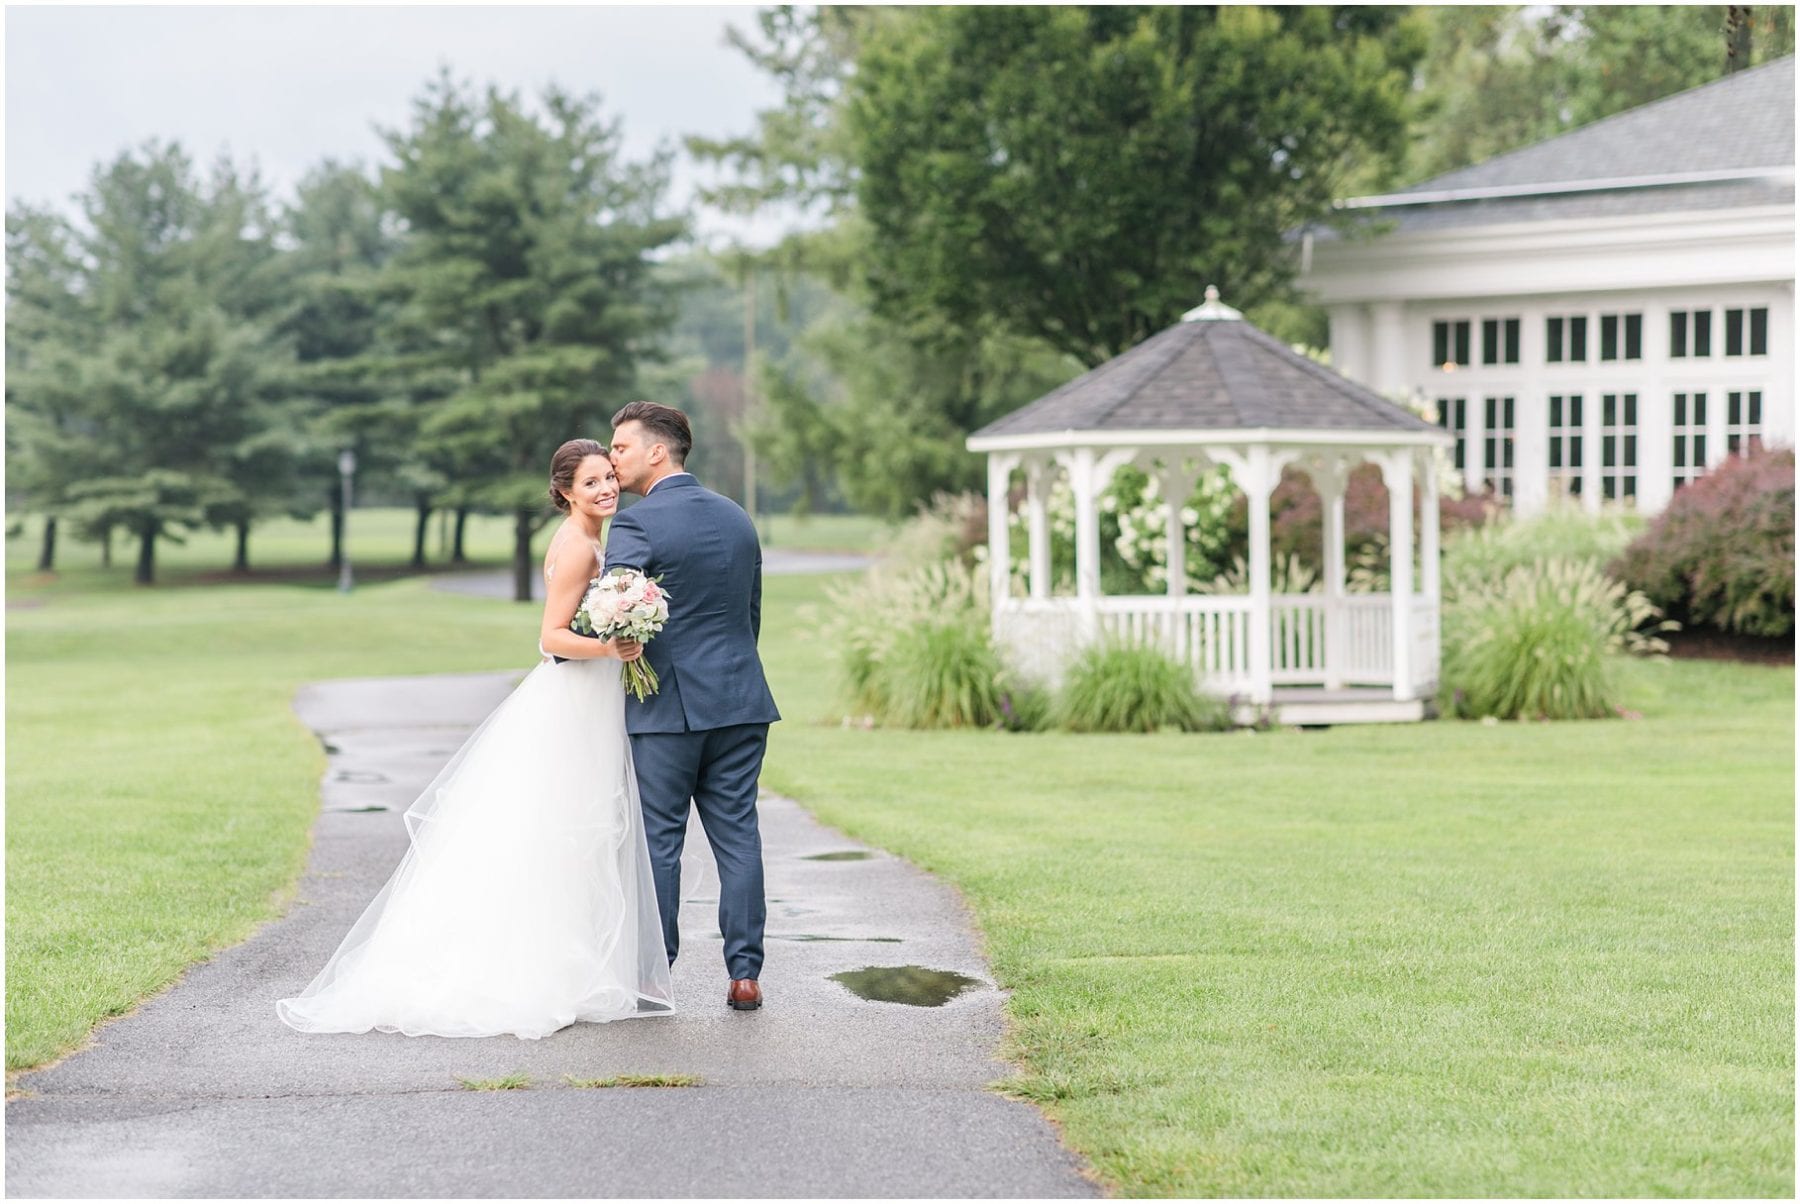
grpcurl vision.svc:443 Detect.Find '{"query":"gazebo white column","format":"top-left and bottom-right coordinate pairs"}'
top-left (1058, 447), bottom-right (1134, 644)
top-left (1025, 457), bottom-right (1053, 601)
top-left (1381, 451), bottom-right (1416, 702)
top-left (1218, 446), bottom-right (1279, 705)
top-left (1312, 456), bottom-right (1350, 690)
top-left (1061, 448), bottom-right (1102, 642)
top-left (985, 453), bottom-right (1019, 626)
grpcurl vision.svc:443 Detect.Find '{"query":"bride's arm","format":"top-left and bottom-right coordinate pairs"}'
top-left (538, 553), bottom-right (635, 661)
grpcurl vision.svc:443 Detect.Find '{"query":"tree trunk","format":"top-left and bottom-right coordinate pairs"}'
top-left (412, 500), bottom-right (432, 569)
top-left (135, 523), bottom-right (157, 586)
top-left (233, 519), bottom-right (251, 573)
top-left (36, 516), bottom-right (56, 571)
top-left (1726, 6), bottom-right (1753, 73)
top-left (100, 525), bottom-right (112, 568)
top-left (328, 488), bottom-right (345, 569)
top-left (452, 507), bottom-right (471, 564)
top-left (512, 508), bottom-right (535, 603)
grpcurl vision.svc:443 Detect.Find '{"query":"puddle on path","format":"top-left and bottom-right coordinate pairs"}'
top-left (830, 965), bottom-right (983, 1007)
top-left (802, 851), bottom-right (874, 862)
top-left (775, 934), bottom-right (903, 944)
top-left (334, 770), bottom-right (388, 784)
top-left (326, 805), bottom-right (392, 813)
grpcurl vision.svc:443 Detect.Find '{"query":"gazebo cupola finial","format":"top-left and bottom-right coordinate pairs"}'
top-left (1181, 284), bottom-right (1242, 322)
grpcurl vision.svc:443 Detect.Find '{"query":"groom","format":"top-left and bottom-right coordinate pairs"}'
top-left (604, 401), bottom-right (781, 1011)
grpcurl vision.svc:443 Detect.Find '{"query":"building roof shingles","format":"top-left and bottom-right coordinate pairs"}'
top-left (1320, 56), bottom-right (1795, 239)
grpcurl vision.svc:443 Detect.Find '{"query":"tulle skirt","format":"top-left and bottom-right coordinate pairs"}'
top-left (277, 657), bottom-right (675, 1039)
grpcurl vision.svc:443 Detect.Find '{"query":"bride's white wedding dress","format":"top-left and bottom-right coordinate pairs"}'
top-left (278, 546), bottom-right (674, 1039)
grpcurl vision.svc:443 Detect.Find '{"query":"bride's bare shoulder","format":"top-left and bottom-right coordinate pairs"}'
top-left (543, 519), bottom-right (580, 577)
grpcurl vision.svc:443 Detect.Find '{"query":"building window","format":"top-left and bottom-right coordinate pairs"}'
top-left (1436, 396), bottom-right (1468, 473)
top-left (1724, 307), bottom-right (1769, 357)
top-left (1672, 392), bottom-right (1707, 489)
top-left (1481, 317), bottom-right (1521, 365)
top-left (1433, 320), bottom-right (1471, 368)
top-left (1483, 395), bottom-right (1515, 498)
top-left (1548, 394), bottom-right (1584, 498)
top-left (1669, 310), bottom-right (1712, 358)
top-left (1726, 390), bottom-right (1764, 454)
top-left (1546, 315), bottom-right (1587, 363)
top-left (1599, 392), bottom-right (1638, 500)
top-left (1599, 313), bottom-right (1642, 362)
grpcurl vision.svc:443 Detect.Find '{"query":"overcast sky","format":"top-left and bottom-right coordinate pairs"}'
top-left (5, 3), bottom-right (792, 246)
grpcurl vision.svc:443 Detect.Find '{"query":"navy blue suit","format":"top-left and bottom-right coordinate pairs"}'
top-left (604, 474), bottom-right (780, 980)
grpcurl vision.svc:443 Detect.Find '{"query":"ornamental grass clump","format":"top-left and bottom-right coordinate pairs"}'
top-left (1054, 642), bottom-right (1231, 733)
top-left (829, 558), bottom-right (1015, 729)
top-left (1441, 559), bottom-right (1671, 721)
top-left (879, 614), bottom-right (1009, 729)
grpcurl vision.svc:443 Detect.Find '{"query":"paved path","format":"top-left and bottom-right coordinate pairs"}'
top-left (6, 673), bottom-right (1096, 1199)
top-left (433, 548), bottom-right (873, 601)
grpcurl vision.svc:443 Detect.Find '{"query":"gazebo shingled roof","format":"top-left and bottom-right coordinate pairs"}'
top-left (970, 308), bottom-right (1440, 440)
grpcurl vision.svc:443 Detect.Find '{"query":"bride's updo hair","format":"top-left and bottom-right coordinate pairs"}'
top-left (548, 438), bottom-right (610, 512)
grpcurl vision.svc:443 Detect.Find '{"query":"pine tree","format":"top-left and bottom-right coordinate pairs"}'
top-left (378, 73), bottom-right (685, 600)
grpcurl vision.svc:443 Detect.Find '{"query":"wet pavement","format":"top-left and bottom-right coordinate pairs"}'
top-left (5, 672), bottom-right (1096, 1199)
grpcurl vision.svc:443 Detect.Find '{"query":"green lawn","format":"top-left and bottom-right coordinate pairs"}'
top-left (6, 544), bottom-right (1792, 1196)
top-left (757, 576), bottom-right (1795, 1197)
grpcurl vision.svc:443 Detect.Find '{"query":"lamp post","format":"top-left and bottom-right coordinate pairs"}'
top-left (337, 449), bottom-right (356, 594)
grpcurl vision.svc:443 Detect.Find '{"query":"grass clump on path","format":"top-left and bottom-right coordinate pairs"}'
top-left (562, 1073), bottom-right (703, 1089)
top-left (456, 1073), bottom-right (531, 1091)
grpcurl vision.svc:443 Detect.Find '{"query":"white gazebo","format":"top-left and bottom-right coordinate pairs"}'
top-left (967, 289), bottom-right (1457, 725)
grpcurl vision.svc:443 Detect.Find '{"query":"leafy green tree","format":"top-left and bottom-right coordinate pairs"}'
top-left (756, 279), bottom-right (1080, 520)
top-left (689, 11), bottom-right (1077, 516)
top-left (846, 5), bottom-right (1427, 368)
top-left (378, 73), bottom-right (684, 600)
top-left (686, 5), bottom-right (887, 225)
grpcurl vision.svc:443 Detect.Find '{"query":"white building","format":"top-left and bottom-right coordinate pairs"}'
top-left (1300, 56), bottom-right (1794, 516)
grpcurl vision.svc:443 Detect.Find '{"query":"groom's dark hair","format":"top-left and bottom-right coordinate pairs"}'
top-left (612, 401), bottom-right (692, 466)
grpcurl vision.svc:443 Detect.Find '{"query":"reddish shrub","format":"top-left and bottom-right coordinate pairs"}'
top-left (1611, 447), bottom-right (1795, 638)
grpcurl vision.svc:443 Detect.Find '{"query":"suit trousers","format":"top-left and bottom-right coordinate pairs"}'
top-left (629, 723), bottom-right (768, 981)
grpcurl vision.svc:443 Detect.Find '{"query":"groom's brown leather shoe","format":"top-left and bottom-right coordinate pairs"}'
top-left (727, 979), bottom-right (762, 1011)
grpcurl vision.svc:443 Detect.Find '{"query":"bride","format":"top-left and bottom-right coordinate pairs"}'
top-left (277, 439), bottom-right (675, 1039)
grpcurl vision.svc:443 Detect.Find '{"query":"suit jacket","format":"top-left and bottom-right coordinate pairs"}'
top-left (603, 475), bottom-right (781, 734)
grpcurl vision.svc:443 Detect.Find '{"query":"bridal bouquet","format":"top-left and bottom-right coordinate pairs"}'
top-left (572, 568), bottom-right (670, 701)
